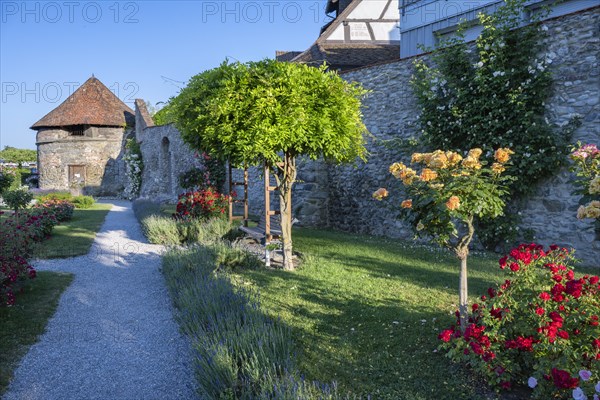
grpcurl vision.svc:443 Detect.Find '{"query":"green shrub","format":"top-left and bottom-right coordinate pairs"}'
top-left (37, 192), bottom-right (73, 202)
top-left (141, 215), bottom-right (181, 245)
top-left (134, 198), bottom-right (240, 245)
top-left (0, 166), bottom-right (15, 195)
top-left (179, 217), bottom-right (236, 244)
top-left (3, 188), bottom-right (33, 213)
top-left (72, 195), bottom-right (95, 209)
top-left (8, 169), bottom-right (22, 190)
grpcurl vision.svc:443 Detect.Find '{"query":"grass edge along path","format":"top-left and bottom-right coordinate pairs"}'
top-left (0, 271), bottom-right (74, 395)
top-left (33, 202), bottom-right (112, 259)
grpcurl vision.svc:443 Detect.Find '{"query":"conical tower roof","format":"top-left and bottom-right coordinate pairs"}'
top-left (31, 76), bottom-right (135, 129)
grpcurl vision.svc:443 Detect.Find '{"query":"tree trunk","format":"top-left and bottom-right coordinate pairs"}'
top-left (458, 255), bottom-right (468, 332)
top-left (454, 215), bottom-right (475, 333)
top-left (274, 153), bottom-right (297, 271)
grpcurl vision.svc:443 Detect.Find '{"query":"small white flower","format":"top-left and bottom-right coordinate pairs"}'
top-left (541, 25), bottom-right (548, 31)
top-left (528, 377), bottom-right (538, 388)
top-left (475, 61), bottom-right (484, 68)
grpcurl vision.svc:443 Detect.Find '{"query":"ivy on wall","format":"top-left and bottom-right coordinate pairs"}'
top-left (410, 0), bottom-right (581, 249)
top-left (124, 137), bottom-right (143, 200)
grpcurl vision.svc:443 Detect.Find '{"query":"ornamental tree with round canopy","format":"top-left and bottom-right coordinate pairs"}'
top-left (168, 59), bottom-right (369, 270)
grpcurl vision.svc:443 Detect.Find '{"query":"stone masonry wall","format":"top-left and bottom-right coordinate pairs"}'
top-left (137, 123), bottom-right (197, 202)
top-left (332, 6), bottom-right (600, 266)
top-left (228, 157), bottom-right (330, 227)
top-left (36, 127), bottom-right (127, 196)
top-left (135, 100), bottom-right (197, 202)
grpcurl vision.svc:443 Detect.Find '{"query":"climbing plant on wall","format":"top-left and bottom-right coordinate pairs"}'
top-left (124, 138), bottom-right (143, 200)
top-left (410, 0), bottom-right (581, 249)
top-left (178, 152), bottom-right (226, 192)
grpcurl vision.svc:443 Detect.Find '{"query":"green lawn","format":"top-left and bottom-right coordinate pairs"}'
top-left (0, 271), bottom-right (73, 395)
top-left (34, 203), bottom-right (112, 259)
top-left (232, 228), bottom-right (508, 400)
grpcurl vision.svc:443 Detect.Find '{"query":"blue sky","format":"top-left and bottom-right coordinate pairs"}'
top-left (0, 0), bottom-right (330, 149)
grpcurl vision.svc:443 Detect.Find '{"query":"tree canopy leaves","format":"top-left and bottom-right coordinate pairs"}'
top-left (167, 59), bottom-right (369, 168)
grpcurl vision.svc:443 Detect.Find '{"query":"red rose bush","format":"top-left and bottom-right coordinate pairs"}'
top-left (0, 211), bottom-right (59, 305)
top-left (174, 188), bottom-right (230, 221)
top-left (0, 201), bottom-right (72, 305)
top-left (438, 244), bottom-right (600, 399)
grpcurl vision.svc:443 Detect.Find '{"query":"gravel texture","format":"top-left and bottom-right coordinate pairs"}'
top-left (4, 201), bottom-right (198, 400)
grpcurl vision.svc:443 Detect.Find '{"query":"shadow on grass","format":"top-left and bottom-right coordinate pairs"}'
top-left (232, 227), bottom-right (509, 399)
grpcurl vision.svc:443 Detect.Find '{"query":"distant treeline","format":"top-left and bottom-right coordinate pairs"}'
top-left (0, 146), bottom-right (37, 165)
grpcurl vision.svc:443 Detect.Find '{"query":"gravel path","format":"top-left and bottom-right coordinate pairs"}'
top-left (4, 201), bottom-right (198, 400)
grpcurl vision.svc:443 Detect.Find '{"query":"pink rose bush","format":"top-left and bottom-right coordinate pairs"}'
top-left (438, 244), bottom-right (600, 399)
top-left (34, 199), bottom-right (75, 222)
top-left (1, 200), bottom-right (72, 305)
top-left (571, 143), bottom-right (600, 222)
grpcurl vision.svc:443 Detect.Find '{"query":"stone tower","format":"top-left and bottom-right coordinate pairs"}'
top-left (30, 76), bottom-right (135, 196)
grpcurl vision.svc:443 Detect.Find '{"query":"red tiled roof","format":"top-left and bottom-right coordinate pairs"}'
top-left (31, 76), bottom-right (135, 129)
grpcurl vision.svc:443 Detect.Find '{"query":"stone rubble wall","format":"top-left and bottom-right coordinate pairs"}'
top-left (334, 6), bottom-right (600, 265)
top-left (228, 157), bottom-right (330, 227)
top-left (137, 122), bottom-right (197, 202)
top-left (134, 99), bottom-right (198, 202)
top-left (36, 127), bottom-right (127, 196)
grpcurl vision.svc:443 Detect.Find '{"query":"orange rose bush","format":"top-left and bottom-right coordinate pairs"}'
top-left (374, 148), bottom-right (513, 329)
